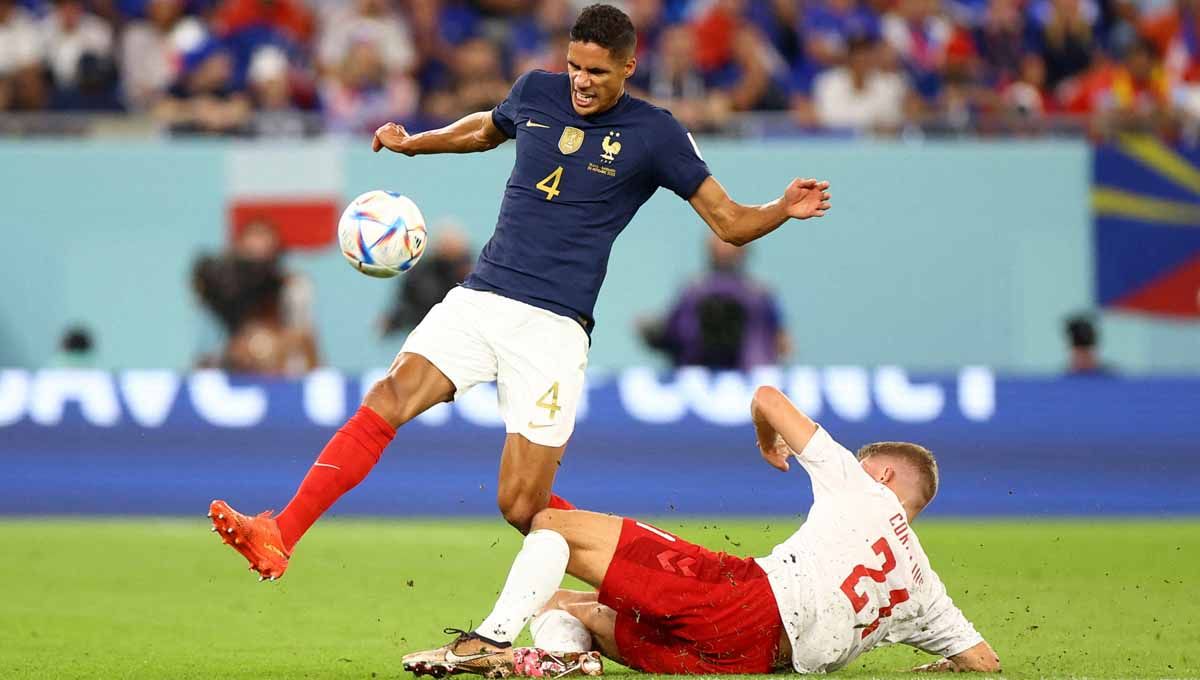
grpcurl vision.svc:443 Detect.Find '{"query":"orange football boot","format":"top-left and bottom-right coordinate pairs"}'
top-left (208, 499), bottom-right (291, 580)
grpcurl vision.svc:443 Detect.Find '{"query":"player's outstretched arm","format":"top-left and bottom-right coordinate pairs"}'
top-left (912, 641), bottom-right (1001, 673)
top-left (688, 175), bottom-right (831, 246)
top-left (372, 112), bottom-right (509, 156)
top-left (750, 385), bottom-right (819, 472)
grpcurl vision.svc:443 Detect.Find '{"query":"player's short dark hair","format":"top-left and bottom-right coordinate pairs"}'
top-left (570, 4), bottom-right (637, 59)
top-left (857, 442), bottom-right (939, 507)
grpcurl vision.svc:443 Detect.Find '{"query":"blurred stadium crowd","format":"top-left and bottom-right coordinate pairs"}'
top-left (5, 0), bottom-right (1200, 137)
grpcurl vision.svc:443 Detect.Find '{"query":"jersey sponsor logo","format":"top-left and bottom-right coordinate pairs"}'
top-left (558, 127), bottom-right (585, 155)
top-left (601, 132), bottom-right (622, 162)
top-left (525, 119), bottom-right (550, 128)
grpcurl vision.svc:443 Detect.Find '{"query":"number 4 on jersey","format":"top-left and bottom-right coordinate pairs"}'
top-left (537, 166), bottom-right (563, 200)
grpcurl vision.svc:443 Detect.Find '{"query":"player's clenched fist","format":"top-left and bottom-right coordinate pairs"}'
top-left (783, 177), bottom-right (832, 219)
top-left (373, 122), bottom-right (413, 155)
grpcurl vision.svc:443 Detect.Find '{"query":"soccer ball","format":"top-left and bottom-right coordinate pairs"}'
top-left (337, 190), bottom-right (428, 278)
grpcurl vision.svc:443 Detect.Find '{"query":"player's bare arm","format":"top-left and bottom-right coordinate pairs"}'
top-left (912, 640), bottom-right (1001, 673)
top-left (751, 385), bottom-right (818, 472)
top-left (372, 111), bottom-right (509, 156)
top-left (689, 175), bottom-right (832, 246)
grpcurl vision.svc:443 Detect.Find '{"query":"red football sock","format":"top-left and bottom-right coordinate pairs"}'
top-left (275, 406), bottom-right (395, 552)
top-left (548, 494), bottom-right (576, 510)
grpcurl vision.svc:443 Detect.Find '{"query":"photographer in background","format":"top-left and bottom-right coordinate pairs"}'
top-left (1064, 313), bottom-right (1114, 376)
top-left (192, 218), bottom-right (319, 375)
top-left (379, 221), bottom-right (473, 336)
top-left (638, 234), bottom-right (791, 371)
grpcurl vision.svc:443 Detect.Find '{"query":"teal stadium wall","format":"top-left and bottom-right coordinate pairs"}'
top-left (2, 139), bottom-right (1197, 373)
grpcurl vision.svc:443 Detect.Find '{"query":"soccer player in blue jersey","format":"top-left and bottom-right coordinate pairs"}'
top-left (207, 3), bottom-right (831, 582)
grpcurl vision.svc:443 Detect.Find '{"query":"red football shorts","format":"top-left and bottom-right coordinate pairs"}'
top-left (597, 519), bottom-right (784, 674)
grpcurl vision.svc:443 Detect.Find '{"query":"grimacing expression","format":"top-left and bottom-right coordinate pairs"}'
top-left (566, 41), bottom-right (636, 116)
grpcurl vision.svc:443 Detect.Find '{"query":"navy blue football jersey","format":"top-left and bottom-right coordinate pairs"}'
top-left (462, 70), bottom-right (711, 332)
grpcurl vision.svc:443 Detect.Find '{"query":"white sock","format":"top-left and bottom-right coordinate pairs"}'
top-left (475, 529), bottom-right (570, 644)
top-left (530, 609), bottom-right (593, 652)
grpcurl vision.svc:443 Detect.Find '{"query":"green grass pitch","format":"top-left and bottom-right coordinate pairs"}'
top-left (1, 518), bottom-right (1196, 679)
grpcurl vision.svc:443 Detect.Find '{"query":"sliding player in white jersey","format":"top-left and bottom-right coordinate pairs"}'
top-left (401, 385), bottom-right (1000, 677)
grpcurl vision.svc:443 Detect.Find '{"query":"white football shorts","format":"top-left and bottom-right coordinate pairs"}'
top-left (400, 286), bottom-right (589, 447)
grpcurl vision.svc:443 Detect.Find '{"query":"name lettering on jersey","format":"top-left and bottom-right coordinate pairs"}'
top-left (558, 127), bottom-right (585, 155)
top-left (889, 513), bottom-right (924, 585)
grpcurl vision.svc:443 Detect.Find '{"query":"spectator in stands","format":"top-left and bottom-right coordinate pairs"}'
top-left (638, 235), bottom-right (790, 371)
top-left (627, 0), bottom-right (665, 60)
top-left (421, 36), bottom-right (509, 124)
top-left (1064, 314), bottom-right (1113, 375)
top-left (974, 0), bottom-right (1032, 86)
top-left (192, 218), bottom-right (319, 375)
top-left (690, 0), bottom-right (789, 113)
top-left (8, 0), bottom-right (1200, 135)
top-left (882, 0), bottom-right (956, 99)
top-left (636, 23), bottom-right (732, 131)
top-left (1096, 0), bottom-right (1139, 55)
top-left (1142, 0), bottom-right (1200, 85)
top-left (813, 34), bottom-right (911, 132)
top-left (805, 0), bottom-right (882, 69)
top-left (247, 45), bottom-right (318, 136)
top-left (41, 0), bottom-right (114, 101)
top-left (1001, 52), bottom-right (1051, 120)
top-left (1035, 0), bottom-right (1097, 89)
top-left (0, 0), bottom-right (47, 111)
top-left (121, 0), bottom-right (190, 111)
top-left (511, 0), bottom-right (572, 74)
top-left (1095, 38), bottom-right (1172, 133)
top-left (321, 39), bottom-right (417, 133)
top-left (154, 40), bottom-right (252, 134)
top-left (379, 222), bottom-right (473, 336)
top-left (318, 0), bottom-right (415, 80)
top-left (53, 51), bottom-right (123, 110)
top-left (212, 0), bottom-right (313, 46)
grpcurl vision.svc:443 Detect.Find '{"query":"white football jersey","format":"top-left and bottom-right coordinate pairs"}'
top-left (754, 427), bottom-right (983, 673)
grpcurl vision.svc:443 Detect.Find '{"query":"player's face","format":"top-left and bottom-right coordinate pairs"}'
top-left (566, 41), bottom-right (636, 116)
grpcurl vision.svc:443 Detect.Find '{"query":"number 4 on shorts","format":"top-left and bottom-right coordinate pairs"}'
top-left (536, 382), bottom-right (562, 419)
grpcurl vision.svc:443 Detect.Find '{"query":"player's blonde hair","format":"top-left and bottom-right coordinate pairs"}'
top-left (856, 442), bottom-right (939, 507)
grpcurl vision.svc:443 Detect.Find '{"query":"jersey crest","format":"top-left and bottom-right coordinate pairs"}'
top-left (558, 127), bottom-right (585, 155)
top-left (601, 132), bottom-right (622, 161)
